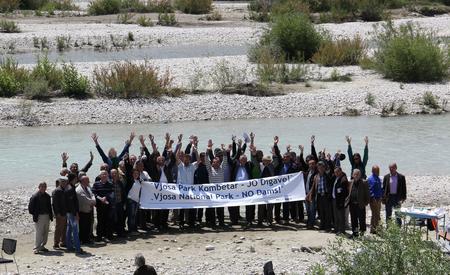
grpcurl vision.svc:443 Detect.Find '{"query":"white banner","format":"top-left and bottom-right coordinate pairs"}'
top-left (139, 172), bottom-right (305, 209)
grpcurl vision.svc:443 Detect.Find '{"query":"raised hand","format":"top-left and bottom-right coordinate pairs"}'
top-left (178, 134), bottom-right (183, 143)
top-left (91, 133), bottom-right (99, 145)
top-left (238, 139), bottom-right (243, 147)
top-left (298, 145), bottom-right (304, 153)
top-left (311, 135), bottom-right (315, 145)
top-left (274, 136), bottom-right (279, 145)
top-left (165, 132), bottom-right (170, 142)
top-left (129, 132), bottom-right (136, 144)
top-left (61, 152), bottom-right (69, 162)
top-left (286, 144), bottom-right (291, 152)
top-left (364, 136), bottom-right (369, 145)
top-left (149, 134), bottom-right (155, 143)
top-left (221, 144), bottom-right (226, 150)
top-left (346, 136), bottom-right (351, 145)
top-left (231, 135), bottom-right (236, 142)
top-left (249, 144), bottom-right (256, 152)
top-left (326, 153), bottom-right (331, 161)
top-left (139, 135), bottom-right (145, 145)
top-left (250, 132), bottom-right (255, 139)
top-left (207, 139), bottom-right (213, 149)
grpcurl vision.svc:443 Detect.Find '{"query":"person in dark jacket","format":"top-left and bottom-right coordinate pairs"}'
top-left (195, 152), bottom-right (210, 226)
top-left (331, 167), bottom-right (349, 234)
top-left (28, 182), bottom-right (53, 254)
top-left (61, 151), bottom-right (94, 180)
top-left (346, 136), bottom-right (369, 179)
top-left (382, 163), bottom-right (407, 226)
top-left (111, 169), bottom-right (126, 237)
top-left (134, 253), bottom-right (157, 275)
top-left (65, 173), bottom-right (83, 254)
top-left (92, 170), bottom-right (115, 241)
top-left (348, 169), bottom-right (370, 237)
top-left (52, 176), bottom-right (67, 249)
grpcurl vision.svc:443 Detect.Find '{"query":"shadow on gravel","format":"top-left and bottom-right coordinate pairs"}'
top-left (41, 251), bottom-right (64, 257)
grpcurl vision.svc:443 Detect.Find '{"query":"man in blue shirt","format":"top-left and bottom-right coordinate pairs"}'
top-left (368, 165), bottom-right (382, 234)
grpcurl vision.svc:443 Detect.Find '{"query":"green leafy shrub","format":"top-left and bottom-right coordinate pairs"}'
top-left (422, 91), bottom-right (440, 109)
top-left (359, 0), bottom-right (385, 21)
top-left (271, 0), bottom-right (310, 16)
top-left (321, 223), bottom-right (450, 274)
top-left (88, 0), bottom-right (121, 15)
top-left (92, 61), bottom-right (172, 98)
top-left (31, 54), bottom-right (63, 90)
top-left (324, 69), bottom-right (352, 81)
top-left (269, 13), bottom-right (324, 61)
top-left (20, 0), bottom-right (48, 10)
top-left (247, 0), bottom-right (271, 22)
top-left (374, 22), bottom-right (449, 82)
top-left (137, 15), bottom-right (153, 27)
top-left (123, 0), bottom-right (173, 13)
top-left (209, 60), bottom-right (248, 92)
top-left (312, 35), bottom-right (366, 66)
top-left (200, 10), bottom-right (222, 21)
top-left (157, 12), bottom-right (177, 26)
top-left (0, 57), bottom-right (30, 97)
top-left (0, 0), bottom-right (20, 12)
top-left (175, 0), bottom-right (211, 14)
top-left (39, 0), bottom-right (78, 12)
top-left (62, 63), bottom-right (90, 98)
top-left (24, 78), bottom-right (51, 101)
top-left (0, 20), bottom-right (21, 33)
top-left (117, 12), bottom-right (135, 24)
top-left (365, 92), bottom-right (376, 106)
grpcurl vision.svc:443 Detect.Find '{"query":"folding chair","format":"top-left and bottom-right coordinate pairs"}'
top-left (0, 238), bottom-right (19, 274)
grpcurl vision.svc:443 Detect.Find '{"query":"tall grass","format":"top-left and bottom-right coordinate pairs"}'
top-left (0, 57), bottom-right (30, 97)
top-left (374, 22), bottom-right (449, 82)
top-left (0, 20), bottom-right (20, 33)
top-left (92, 61), bottom-right (172, 98)
top-left (62, 63), bottom-right (90, 99)
top-left (175, 0), bottom-right (212, 14)
top-left (31, 54), bottom-right (63, 90)
top-left (312, 36), bottom-right (367, 66)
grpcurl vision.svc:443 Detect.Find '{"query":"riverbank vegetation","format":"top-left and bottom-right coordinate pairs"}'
top-left (309, 223), bottom-right (450, 274)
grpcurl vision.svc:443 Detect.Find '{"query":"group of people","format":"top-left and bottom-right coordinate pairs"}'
top-left (28, 132), bottom-right (407, 255)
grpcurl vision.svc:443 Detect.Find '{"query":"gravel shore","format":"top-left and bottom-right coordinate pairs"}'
top-left (1, 175), bottom-right (449, 274)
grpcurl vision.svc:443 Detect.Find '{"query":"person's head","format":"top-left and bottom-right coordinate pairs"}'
top-left (135, 160), bottom-right (144, 172)
top-left (156, 156), bottom-right (165, 167)
top-left (67, 173), bottom-right (77, 186)
top-left (134, 253), bottom-right (145, 268)
top-left (389, 163), bottom-right (397, 175)
top-left (256, 150), bottom-right (263, 162)
top-left (68, 163), bottom-right (77, 174)
top-left (100, 163), bottom-right (109, 172)
top-left (198, 152), bottom-right (206, 164)
top-left (352, 169), bottom-right (361, 181)
top-left (132, 169), bottom-right (140, 180)
top-left (108, 147), bottom-right (117, 158)
top-left (262, 155), bottom-right (272, 166)
top-left (334, 166), bottom-right (343, 177)
top-left (38, 182), bottom-right (47, 193)
top-left (100, 170), bottom-right (109, 183)
top-left (58, 176), bottom-right (68, 188)
top-left (111, 169), bottom-right (119, 181)
top-left (308, 159), bottom-right (317, 171)
top-left (60, 168), bottom-right (70, 177)
top-left (282, 152), bottom-right (291, 164)
top-left (214, 148), bottom-right (224, 161)
top-left (212, 157), bottom-right (221, 169)
top-left (130, 155), bottom-right (137, 165)
top-left (317, 161), bottom-right (326, 174)
top-left (80, 176), bottom-right (90, 187)
top-left (239, 155), bottom-right (248, 166)
top-left (119, 161), bottom-right (125, 171)
top-left (372, 165), bottom-right (380, 176)
top-left (353, 153), bottom-right (361, 165)
top-left (183, 154), bottom-right (191, 166)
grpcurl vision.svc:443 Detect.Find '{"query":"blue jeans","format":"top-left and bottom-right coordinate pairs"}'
top-left (305, 200), bottom-right (316, 227)
top-left (127, 199), bottom-right (138, 232)
top-left (386, 194), bottom-right (402, 226)
top-left (66, 213), bottom-right (81, 252)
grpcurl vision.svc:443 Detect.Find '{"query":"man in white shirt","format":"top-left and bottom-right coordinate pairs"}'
top-left (177, 149), bottom-right (198, 229)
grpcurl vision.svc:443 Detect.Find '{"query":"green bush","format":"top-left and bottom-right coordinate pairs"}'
top-left (0, 70), bottom-right (20, 97)
top-left (374, 22), bottom-right (449, 82)
top-left (312, 35), bottom-right (367, 66)
top-left (0, 20), bottom-right (20, 33)
top-left (0, 0), bottom-right (19, 12)
top-left (137, 15), bottom-right (154, 27)
top-left (88, 0), bottom-right (121, 15)
top-left (62, 63), bottom-right (90, 99)
top-left (0, 57), bottom-right (30, 97)
top-left (269, 13), bottom-right (324, 61)
top-left (359, 0), bottom-right (385, 21)
top-left (271, 0), bottom-right (310, 16)
top-left (39, 0), bottom-right (78, 12)
top-left (319, 223), bottom-right (450, 274)
top-left (31, 55), bottom-right (63, 90)
top-left (175, 0), bottom-right (211, 14)
top-left (24, 78), bottom-right (51, 101)
top-left (92, 61), bottom-right (172, 98)
top-left (157, 12), bottom-right (177, 26)
top-left (20, 0), bottom-right (48, 10)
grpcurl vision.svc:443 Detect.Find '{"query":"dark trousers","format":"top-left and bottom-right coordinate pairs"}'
top-left (197, 208), bottom-right (204, 222)
top-left (79, 211), bottom-right (92, 243)
top-left (274, 203), bottom-right (282, 222)
top-left (258, 204), bottom-right (274, 224)
top-left (228, 206), bottom-right (240, 224)
top-left (179, 209), bottom-right (196, 227)
top-left (113, 202), bottom-right (125, 235)
top-left (245, 205), bottom-right (255, 223)
top-left (332, 200), bottom-right (345, 234)
top-left (205, 207), bottom-right (225, 226)
top-left (96, 204), bottom-right (112, 239)
top-left (386, 194), bottom-right (402, 226)
top-left (349, 203), bottom-right (366, 234)
top-left (153, 209), bottom-right (169, 230)
top-left (317, 195), bottom-right (332, 230)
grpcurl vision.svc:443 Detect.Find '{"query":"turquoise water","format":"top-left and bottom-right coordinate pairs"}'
top-left (1, 114), bottom-right (449, 189)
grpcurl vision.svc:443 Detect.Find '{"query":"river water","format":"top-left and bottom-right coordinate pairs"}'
top-left (10, 44), bottom-right (248, 65)
top-left (1, 114), bottom-right (449, 189)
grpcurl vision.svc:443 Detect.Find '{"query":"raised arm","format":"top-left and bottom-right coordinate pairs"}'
top-left (346, 136), bottom-right (354, 166)
top-left (311, 135), bottom-right (318, 162)
top-left (205, 139), bottom-right (213, 172)
top-left (118, 132), bottom-right (135, 160)
top-left (92, 133), bottom-right (111, 167)
top-left (298, 145), bottom-right (308, 172)
top-left (362, 136), bottom-right (369, 167)
top-left (61, 152), bottom-right (69, 168)
top-left (80, 151), bottom-right (94, 172)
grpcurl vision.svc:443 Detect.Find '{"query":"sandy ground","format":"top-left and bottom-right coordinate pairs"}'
top-left (1, 175), bottom-right (449, 274)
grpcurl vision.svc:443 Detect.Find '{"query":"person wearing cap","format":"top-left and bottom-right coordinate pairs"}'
top-left (28, 182), bottom-right (53, 254)
top-left (52, 176), bottom-right (68, 249)
top-left (346, 136), bottom-right (369, 179)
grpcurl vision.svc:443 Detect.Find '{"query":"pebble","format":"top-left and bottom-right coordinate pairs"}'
top-left (205, 245), bottom-right (215, 251)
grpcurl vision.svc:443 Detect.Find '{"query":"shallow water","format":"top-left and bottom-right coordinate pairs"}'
top-left (1, 114), bottom-right (449, 190)
top-left (10, 44), bottom-right (248, 65)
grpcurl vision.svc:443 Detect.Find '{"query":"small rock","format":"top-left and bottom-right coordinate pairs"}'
top-left (164, 247), bottom-right (170, 250)
top-left (291, 247), bottom-right (300, 252)
top-left (240, 237), bottom-right (246, 240)
top-left (249, 246), bottom-right (256, 253)
top-left (300, 246), bottom-right (314, 253)
top-left (205, 245), bottom-right (215, 251)
top-left (170, 239), bottom-right (177, 243)
top-left (234, 240), bottom-right (243, 244)
top-left (177, 247), bottom-right (182, 251)
top-left (157, 248), bottom-right (163, 253)
top-left (310, 246), bottom-right (323, 252)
